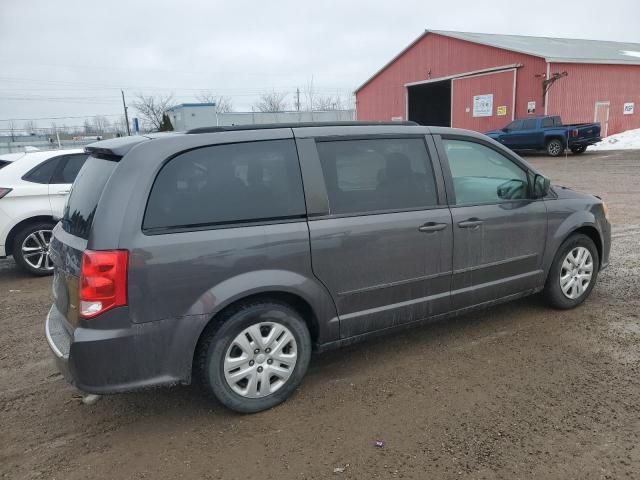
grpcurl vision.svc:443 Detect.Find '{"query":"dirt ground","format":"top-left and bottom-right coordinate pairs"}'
top-left (1, 149), bottom-right (639, 480)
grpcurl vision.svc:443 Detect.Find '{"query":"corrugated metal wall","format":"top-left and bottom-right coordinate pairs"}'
top-left (547, 63), bottom-right (640, 136)
top-left (356, 32), bottom-right (547, 127)
top-left (451, 70), bottom-right (515, 131)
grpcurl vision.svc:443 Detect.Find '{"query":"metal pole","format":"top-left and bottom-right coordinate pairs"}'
top-left (121, 89), bottom-right (131, 136)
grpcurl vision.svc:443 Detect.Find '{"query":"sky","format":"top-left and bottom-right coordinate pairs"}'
top-left (1, 0), bottom-right (639, 132)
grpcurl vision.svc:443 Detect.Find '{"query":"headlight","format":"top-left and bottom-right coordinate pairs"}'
top-left (601, 202), bottom-right (610, 221)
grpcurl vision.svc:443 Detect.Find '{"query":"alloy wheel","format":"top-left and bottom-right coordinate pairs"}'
top-left (21, 229), bottom-right (54, 272)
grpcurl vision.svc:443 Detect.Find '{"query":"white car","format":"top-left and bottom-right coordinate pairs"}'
top-left (0, 149), bottom-right (88, 275)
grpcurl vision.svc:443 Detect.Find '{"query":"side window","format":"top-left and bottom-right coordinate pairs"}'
top-left (51, 154), bottom-right (89, 184)
top-left (143, 139), bottom-right (305, 231)
top-left (541, 117), bottom-right (554, 128)
top-left (522, 119), bottom-right (538, 130)
top-left (22, 156), bottom-right (65, 184)
top-left (315, 138), bottom-right (438, 215)
top-left (506, 120), bottom-right (523, 131)
top-left (443, 139), bottom-right (529, 205)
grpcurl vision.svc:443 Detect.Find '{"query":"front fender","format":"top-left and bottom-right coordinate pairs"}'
top-left (185, 269), bottom-right (340, 345)
top-left (543, 209), bottom-right (602, 275)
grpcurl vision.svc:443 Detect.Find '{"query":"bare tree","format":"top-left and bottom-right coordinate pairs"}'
top-left (312, 92), bottom-right (355, 111)
top-left (253, 91), bottom-right (288, 113)
top-left (133, 93), bottom-right (175, 131)
top-left (23, 120), bottom-right (36, 135)
top-left (112, 115), bottom-right (129, 136)
top-left (83, 119), bottom-right (94, 136)
top-left (92, 115), bottom-right (111, 134)
top-left (7, 121), bottom-right (16, 141)
top-left (195, 91), bottom-right (234, 113)
top-left (313, 95), bottom-right (339, 111)
top-left (303, 77), bottom-right (315, 112)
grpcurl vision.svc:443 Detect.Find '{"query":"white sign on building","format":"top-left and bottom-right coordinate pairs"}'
top-left (623, 102), bottom-right (635, 115)
top-left (473, 94), bottom-right (493, 117)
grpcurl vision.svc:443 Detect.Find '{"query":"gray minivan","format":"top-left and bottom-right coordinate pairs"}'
top-left (46, 122), bottom-right (611, 413)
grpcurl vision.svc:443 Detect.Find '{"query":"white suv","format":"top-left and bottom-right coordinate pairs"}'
top-left (0, 149), bottom-right (88, 275)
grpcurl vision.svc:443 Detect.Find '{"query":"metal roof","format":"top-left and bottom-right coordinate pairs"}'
top-left (355, 30), bottom-right (640, 92)
top-left (166, 103), bottom-right (216, 111)
top-left (430, 30), bottom-right (640, 65)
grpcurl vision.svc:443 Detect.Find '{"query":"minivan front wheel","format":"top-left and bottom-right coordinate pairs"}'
top-left (12, 221), bottom-right (56, 276)
top-left (197, 300), bottom-right (311, 413)
top-left (544, 233), bottom-right (599, 309)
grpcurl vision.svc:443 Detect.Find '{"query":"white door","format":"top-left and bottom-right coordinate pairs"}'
top-left (594, 101), bottom-right (610, 137)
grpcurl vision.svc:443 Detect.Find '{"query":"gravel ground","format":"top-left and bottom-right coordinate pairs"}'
top-left (1, 149), bottom-right (639, 479)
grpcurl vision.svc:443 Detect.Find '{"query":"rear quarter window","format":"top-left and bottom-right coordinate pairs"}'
top-left (22, 155), bottom-right (65, 184)
top-left (143, 139), bottom-right (306, 232)
top-left (62, 156), bottom-right (117, 240)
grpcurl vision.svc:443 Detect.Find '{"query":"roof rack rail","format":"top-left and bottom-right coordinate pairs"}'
top-left (186, 121), bottom-right (418, 134)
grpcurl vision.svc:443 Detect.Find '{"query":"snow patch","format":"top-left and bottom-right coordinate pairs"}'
top-left (591, 128), bottom-right (640, 151)
top-left (620, 50), bottom-right (640, 58)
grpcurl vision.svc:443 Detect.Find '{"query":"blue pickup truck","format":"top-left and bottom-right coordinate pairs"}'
top-left (485, 116), bottom-right (601, 157)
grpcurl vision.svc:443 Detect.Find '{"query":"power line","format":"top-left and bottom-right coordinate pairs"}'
top-left (0, 114), bottom-right (123, 122)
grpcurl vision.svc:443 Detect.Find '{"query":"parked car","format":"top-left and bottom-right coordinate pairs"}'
top-left (0, 152), bottom-right (28, 169)
top-left (0, 149), bottom-right (88, 274)
top-left (485, 115), bottom-right (601, 156)
top-left (46, 123), bottom-right (610, 413)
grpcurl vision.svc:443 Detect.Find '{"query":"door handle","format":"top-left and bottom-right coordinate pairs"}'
top-left (418, 222), bottom-right (447, 233)
top-left (457, 218), bottom-right (484, 229)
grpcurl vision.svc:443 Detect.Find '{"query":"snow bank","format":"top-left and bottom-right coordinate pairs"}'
top-left (591, 128), bottom-right (640, 151)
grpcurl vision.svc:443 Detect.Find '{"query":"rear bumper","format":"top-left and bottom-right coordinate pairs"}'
top-left (572, 137), bottom-right (601, 148)
top-left (45, 304), bottom-right (209, 394)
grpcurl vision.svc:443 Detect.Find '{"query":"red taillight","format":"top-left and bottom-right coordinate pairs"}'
top-left (571, 129), bottom-right (579, 137)
top-left (0, 187), bottom-right (12, 199)
top-left (79, 250), bottom-right (128, 319)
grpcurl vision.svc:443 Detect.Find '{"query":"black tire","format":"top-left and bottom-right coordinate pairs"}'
top-left (543, 233), bottom-right (599, 309)
top-left (546, 139), bottom-right (565, 157)
top-left (571, 145), bottom-right (587, 155)
top-left (12, 221), bottom-right (56, 276)
top-left (196, 300), bottom-right (312, 413)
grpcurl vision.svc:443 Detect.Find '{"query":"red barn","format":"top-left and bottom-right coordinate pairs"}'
top-left (355, 30), bottom-right (640, 136)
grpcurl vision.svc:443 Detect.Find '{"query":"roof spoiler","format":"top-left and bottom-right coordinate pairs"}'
top-left (84, 135), bottom-right (150, 159)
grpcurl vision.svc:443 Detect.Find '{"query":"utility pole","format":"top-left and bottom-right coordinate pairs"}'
top-left (296, 88), bottom-right (300, 111)
top-left (121, 89), bottom-right (131, 136)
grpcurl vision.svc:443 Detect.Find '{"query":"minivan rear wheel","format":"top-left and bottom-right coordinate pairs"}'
top-left (196, 300), bottom-right (311, 413)
top-left (12, 221), bottom-right (56, 276)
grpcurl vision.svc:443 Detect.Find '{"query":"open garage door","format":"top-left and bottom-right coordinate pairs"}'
top-left (407, 80), bottom-right (451, 126)
top-left (451, 69), bottom-right (516, 132)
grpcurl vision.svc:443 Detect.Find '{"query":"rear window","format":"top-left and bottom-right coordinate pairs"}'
top-left (0, 160), bottom-right (9, 169)
top-left (143, 139), bottom-right (306, 232)
top-left (61, 156), bottom-right (117, 240)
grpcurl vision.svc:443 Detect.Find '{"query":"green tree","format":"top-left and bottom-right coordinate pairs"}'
top-left (159, 113), bottom-right (174, 132)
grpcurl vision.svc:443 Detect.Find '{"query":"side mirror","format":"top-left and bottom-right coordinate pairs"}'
top-left (497, 179), bottom-right (527, 200)
top-left (533, 174), bottom-right (551, 198)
